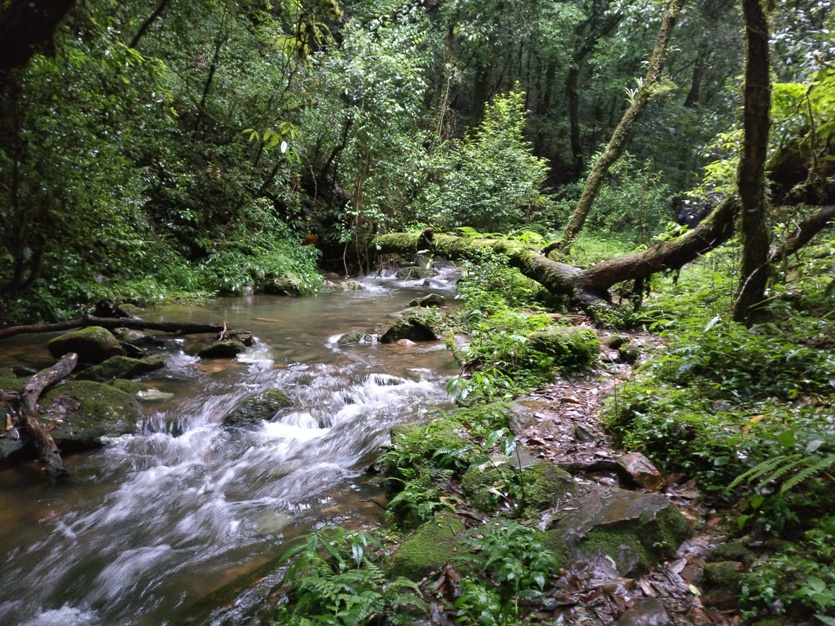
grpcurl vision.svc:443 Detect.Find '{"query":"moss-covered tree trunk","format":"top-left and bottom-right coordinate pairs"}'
top-left (559, 0), bottom-right (684, 249)
top-left (375, 202), bottom-right (739, 311)
top-left (732, 0), bottom-right (771, 326)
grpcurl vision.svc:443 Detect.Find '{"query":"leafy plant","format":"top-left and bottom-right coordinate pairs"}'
top-left (273, 528), bottom-right (425, 625)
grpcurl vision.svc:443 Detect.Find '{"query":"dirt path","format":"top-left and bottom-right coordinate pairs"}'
top-left (508, 329), bottom-right (739, 625)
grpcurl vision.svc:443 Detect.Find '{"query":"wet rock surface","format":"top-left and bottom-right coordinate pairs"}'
top-left (47, 326), bottom-right (126, 364)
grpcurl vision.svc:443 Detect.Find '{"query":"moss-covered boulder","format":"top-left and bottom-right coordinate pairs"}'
top-left (223, 388), bottom-right (293, 428)
top-left (75, 355), bottom-right (166, 382)
top-left (337, 331), bottom-right (367, 346)
top-left (529, 326), bottom-right (599, 369)
top-left (40, 381), bottom-right (143, 452)
top-left (519, 461), bottom-right (575, 514)
top-left (47, 326), bottom-right (126, 364)
top-left (408, 293), bottom-right (446, 308)
top-left (379, 318), bottom-right (437, 344)
top-left (386, 512), bottom-right (464, 580)
top-left (542, 486), bottom-right (692, 576)
top-left (112, 328), bottom-right (156, 346)
top-left (198, 340), bottom-right (247, 359)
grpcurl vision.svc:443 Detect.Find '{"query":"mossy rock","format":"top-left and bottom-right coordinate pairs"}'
top-left (117, 303), bottom-right (144, 318)
top-left (542, 486), bottom-right (692, 576)
top-left (337, 331), bottom-right (366, 346)
top-left (379, 318), bottom-right (437, 344)
top-left (47, 326), bottom-right (126, 364)
top-left (386, 512), bottom-right (464, 580)
top-left (408, 293), bottom-right (446, 308)
top-left (519, 461), bottom-right (574, 515)
top-left (223, 388), bottom-right (293, 428)
top-left (198, 340), bottom-right (247, 359)
top-left (75, 355), bottom-right (166, 382)
top-left (40, 380), bottom-right (143, 452)
top-left (108, 379), bottom-right (155, 394)
top-left (112, 328), bottom-right (155, 346)
top-left (529, 326), bottom-right (599, 369)
top-left (460, 462), bottom-right (509, 512)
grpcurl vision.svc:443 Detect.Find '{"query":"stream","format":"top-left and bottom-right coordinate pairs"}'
top-left (0, 270), bottom-right (460, 626)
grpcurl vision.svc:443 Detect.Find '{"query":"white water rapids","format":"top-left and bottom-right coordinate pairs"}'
top-left (0, 271), bottom-right (459, 625)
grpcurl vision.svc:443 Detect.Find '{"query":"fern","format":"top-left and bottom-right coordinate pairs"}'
top-left (781, 454), bottom-right (835, 493)
top-left (732, 452), bottom-right (835, 493)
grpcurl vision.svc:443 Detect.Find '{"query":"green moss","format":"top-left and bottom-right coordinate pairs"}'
top-left (41, 380), bottom-right (143, 450)
top-left (460, 462), bottom-right (507, 512)
top-left (520, 461), bottom-right (573, 515)
top-left (529, 326), bottom-right (600, 370)
top-left (75, 355), bottom-right (165, 382)
top-left (386, 512), bottom-right (465, 580)
top-left (46, 326), bottom-right (125, 363)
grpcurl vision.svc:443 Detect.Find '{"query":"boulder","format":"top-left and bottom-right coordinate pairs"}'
top-left (223, 388), bottom-right (293, 428)
top-left (386, 512), bottom-right (464, 580)
top-left (616, 452), bottom-right (664, 491)
top-left (75, 355), bottom-right (166, 382)
top-left (529, 326), bottom-right (599, 369)
top-left (379, 318), bottom-right (437, 344)
top-left (112, 328), bottom-right (157, 346)
top-left (47, 326), bottom-right (126, 364)
top-left (198, 340), bottom-right (247, 359)
top-left (337, 331), bottom-right (368, 346)
top-left (543, 485), bottom-right (692, 576)
top-left (408, 293), bottom-right (446, 308)
top-left (39, 381), bottom-right (143, 452)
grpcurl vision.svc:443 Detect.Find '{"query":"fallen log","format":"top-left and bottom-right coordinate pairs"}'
top-left (0, 315), bottom-right (226, 340)
top-left (15, 352), bottom-right (78, 480)
top-left (375, 200), bottom-right (738, 312)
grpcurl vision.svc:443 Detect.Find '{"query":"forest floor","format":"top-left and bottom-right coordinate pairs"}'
top-left (508, 327), bottom-right (741, 625)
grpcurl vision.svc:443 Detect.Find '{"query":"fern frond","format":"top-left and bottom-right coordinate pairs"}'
top-left (730, 453), bottom-right (803, 488)
top-left (781, 454), bottom-right (835, 493)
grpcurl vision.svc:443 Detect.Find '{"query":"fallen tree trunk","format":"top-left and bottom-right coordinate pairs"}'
top-left (376, 199), bottom-right (739, 311)
top-left (15, 352), bottom-right (78, 480)
top-left (0, 315), bottom-right (226, 340)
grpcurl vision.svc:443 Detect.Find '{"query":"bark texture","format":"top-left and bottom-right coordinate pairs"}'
top-left (16, 353), bottom-right (78, 480)
top-left (560, 0), bottom-right (684, 248)
top-left (733, 0), bottom-right (771, 325)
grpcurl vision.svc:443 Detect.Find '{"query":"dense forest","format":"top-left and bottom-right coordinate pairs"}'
top-left (1, 0), bottom-right (829, 324)
top-left (2, 0), bottom-right (835, 624)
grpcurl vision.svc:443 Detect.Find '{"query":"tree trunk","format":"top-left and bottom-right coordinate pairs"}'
top-left (0, 316), bottom-right (227, 340)
top-left (732, 0), bottom-right (771, 326)
top-left (16, 352), bottom-right (78, 480)
top-left (376, 199), bottom-right (738, 312)
top-left (559, 0), bottom-right (684, 249)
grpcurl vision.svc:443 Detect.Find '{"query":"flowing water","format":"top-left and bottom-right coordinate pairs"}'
top-left (0, 270), bottom-right (460, 626)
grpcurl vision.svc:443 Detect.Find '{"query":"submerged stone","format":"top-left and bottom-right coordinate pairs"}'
top-left (198, 340), bottom-right (247, 359)
top-left (75, 355), bottom-right (166, 382)
top-left (223, 388), bottom-right (293, 428)
top-left (47, 326), bottom-right (125, 364)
